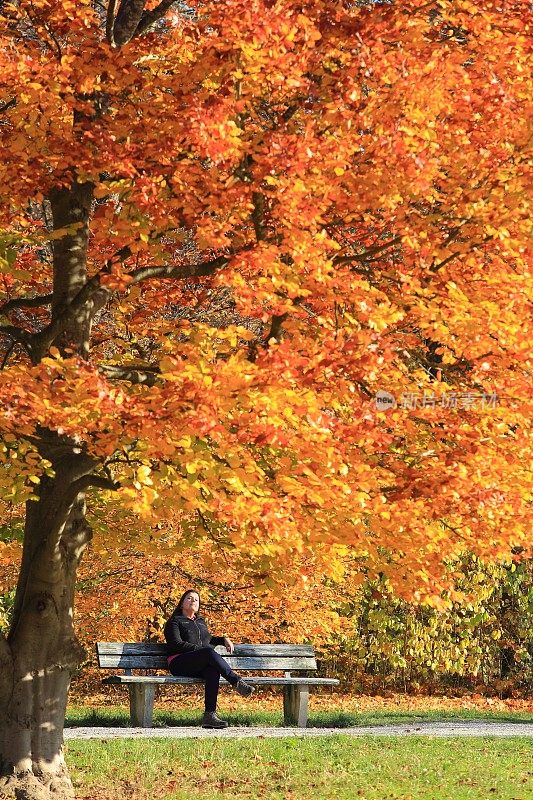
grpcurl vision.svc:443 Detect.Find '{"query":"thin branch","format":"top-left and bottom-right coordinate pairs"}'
top-left (0, 324), bottom-right (31, 349)
top-left (333, 235), bottom-right (402, 266)
top-left (440, 520), bottom-right (469, 543)
top-left (129, 253), bottom-right (232, 283)
top-left (0, 97), bottom-right (16, 114)
top-left (430, 251), bottom-right (461, 273)
top-left (41, 18), bottom-right (63, 61)
top-left (1, 294), bottom-right (53, 314)
top-left (99, 363), bottom-right (161, 385)
top-left (251, 192), bottom-right (267, 243)
top-left (430, 236), bottom-right (493, 273)
top-left (162, 565), bottom-right (253, 597)
top-left (197, 509), bottom-right (231, 566)
top-left (76, 565), bottom-right (135, 590)
top-left (26, 1), bottom-right (63, 61)
top-left (0, 340), bottom-right (16, 370)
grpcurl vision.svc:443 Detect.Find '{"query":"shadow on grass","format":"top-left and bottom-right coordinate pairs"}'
top-left (65, 706), bottom-right (532, 729)
top-left (65, 708), bottom-right (283, 729)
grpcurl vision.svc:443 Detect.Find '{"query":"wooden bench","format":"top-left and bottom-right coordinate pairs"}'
top-left (97, 642), bottom-right (339, 728)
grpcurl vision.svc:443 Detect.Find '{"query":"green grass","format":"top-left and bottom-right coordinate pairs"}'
top-left (65, 704), bottom-right (533, 729)
top-left (67, 737), bottom-right (533, 800)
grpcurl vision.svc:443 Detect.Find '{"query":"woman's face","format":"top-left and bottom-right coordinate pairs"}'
top-left (182, 592), bottom-right (200, 617)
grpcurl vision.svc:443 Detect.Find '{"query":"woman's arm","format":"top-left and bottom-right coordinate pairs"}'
top-left (209, 634), bottom-right (235, 653)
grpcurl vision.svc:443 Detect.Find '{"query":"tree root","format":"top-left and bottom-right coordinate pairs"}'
top-left (0, 772), bottom-right (74, 800)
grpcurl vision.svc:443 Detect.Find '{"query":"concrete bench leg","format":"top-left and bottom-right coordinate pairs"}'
top-left (129, 684), bottom-right (155, 727)
top-left (283, 685), bottom-right (309, 727)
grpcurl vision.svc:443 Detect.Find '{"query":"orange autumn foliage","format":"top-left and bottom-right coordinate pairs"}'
top-left (0, 0), bottom-right (531, 602)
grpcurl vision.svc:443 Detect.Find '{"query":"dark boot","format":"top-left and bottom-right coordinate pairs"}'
top-left (202, 711), bottom-right (229, 729)
top-left (234, 679), bottom-right (255, 698)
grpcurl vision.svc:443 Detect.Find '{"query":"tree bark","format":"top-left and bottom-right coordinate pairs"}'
top-left (47, 181), bottom-right (94, 360)
top-left (0, 177), bottom-right (98, 799)
top-left (0, 459), bottom-right (94, 800)
top-left (113, 0), bottom-right (146, 45)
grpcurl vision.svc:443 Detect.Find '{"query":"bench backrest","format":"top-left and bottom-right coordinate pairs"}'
top-left (97, 642), bottom-right (317, 672)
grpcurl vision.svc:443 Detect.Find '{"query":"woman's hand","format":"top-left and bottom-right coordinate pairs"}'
top-left (223, 636), bottom-right (235, 654)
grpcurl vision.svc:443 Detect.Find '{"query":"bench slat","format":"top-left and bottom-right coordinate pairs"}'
top-left (98, 655), bottom-right (317, 671)
top-left (97, 642), bottom-right (314, 658)
top-left (103, 675), bottom-right (339, 686)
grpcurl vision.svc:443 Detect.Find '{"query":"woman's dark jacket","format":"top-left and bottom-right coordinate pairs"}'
top-left (164, 611), bottom-right (225, 655)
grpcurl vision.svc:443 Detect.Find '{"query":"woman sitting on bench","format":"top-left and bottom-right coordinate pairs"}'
top-left (164, 588), bottom-right (255, 728)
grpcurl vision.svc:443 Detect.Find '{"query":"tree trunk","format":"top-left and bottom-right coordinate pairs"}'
top-left (0, 174), bottom-right (98, 797)
top-left (48, 181), bottom-right (94, 359)
top-left (0, 451), bottom-right (96, 798)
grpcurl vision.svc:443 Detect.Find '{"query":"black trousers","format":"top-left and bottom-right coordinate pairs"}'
top-left (168, 647), bottom-right (240, 712)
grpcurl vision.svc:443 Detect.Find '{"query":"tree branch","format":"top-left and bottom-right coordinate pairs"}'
top-left (135, 0), bottom-right (178, 38)
top-left (99, 363), bottom-right (161, 385)
top-left (14, 245), bottom-right (234, 362)
top-left (106, 0), bottom-right (118, 46)
top-left (0, 340), bottom-right (16, 370)
top-left (25, 4), bottom-right (62, 61)
top-left (1, 294), bottom-right (53, 314)
top-left (251, 192), bottom-right (267, 243)
top-left (264, 313), bottom-right (287, 345)
top-left (129, 253), bottom-right (231, 283)
top-left (0, 325), bottom-right (32, 358)
top-left (0, 97), bottom-right (16, 114)
top-left (430, 251), bottom-right (461, 273)
top-left (430, 236), bottom-right (493, 273)
top-left (113, 0), bottom-right (146, 46)
top-left (0, 324), bottom-right (30, 340)
top-left (333, 235), bottom-right (402, 266)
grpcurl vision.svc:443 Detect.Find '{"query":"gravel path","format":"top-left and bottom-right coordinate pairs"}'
top-left (64, 720), bottom-right (532, 740)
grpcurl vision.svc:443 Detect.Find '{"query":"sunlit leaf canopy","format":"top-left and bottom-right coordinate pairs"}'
top-left (0, 0), bottom-right (530, 602)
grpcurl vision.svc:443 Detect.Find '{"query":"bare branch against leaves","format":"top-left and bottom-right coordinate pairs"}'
top-left (98, 363), bottom-right (161, 385)
top-left (0, 294), bottom-right (53, 314)
top-left (107, 0), bottom-right (186, 46)
top-left (106, 0), bottom-right (118, 45)
top-left (0, 97), bottom-right (16, 114)
top-left (333, 236), bottom-right (402, 267)
top-left (135, 0), bottom-right (179, 38)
